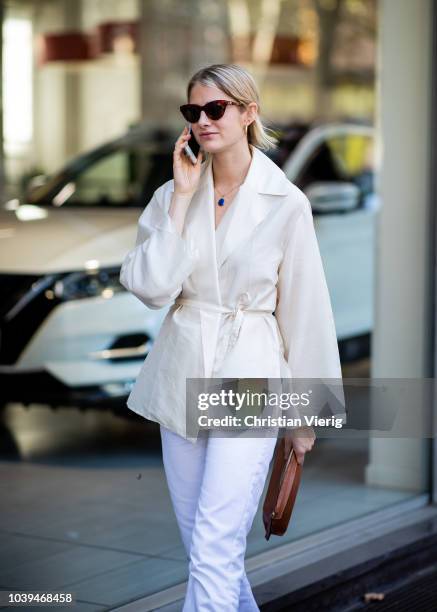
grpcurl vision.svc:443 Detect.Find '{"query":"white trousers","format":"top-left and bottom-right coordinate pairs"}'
top-left (159, 424), bottom-right (279, 612)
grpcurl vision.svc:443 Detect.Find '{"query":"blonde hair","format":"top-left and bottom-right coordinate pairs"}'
top-left (186, 63), bottom-right (279, 155)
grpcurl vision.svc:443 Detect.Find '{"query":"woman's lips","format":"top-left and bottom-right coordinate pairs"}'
top-left (199, 133), bottom-right (218, 138)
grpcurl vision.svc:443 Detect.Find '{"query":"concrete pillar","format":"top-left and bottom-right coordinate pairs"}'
top-left (366, 0), bottom-right (434, 491)
top-left (139, 0), bottom-right (229, 126)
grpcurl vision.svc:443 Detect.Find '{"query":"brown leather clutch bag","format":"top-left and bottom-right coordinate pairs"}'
top-left (263, 436), bottom-right (302, 540)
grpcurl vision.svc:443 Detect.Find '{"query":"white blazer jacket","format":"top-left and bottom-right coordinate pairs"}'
top-left (119, 144), bottom-right (346, 442)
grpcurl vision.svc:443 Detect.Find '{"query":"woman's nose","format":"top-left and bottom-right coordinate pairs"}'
top-left (198, 110), bottom-right (211, 125)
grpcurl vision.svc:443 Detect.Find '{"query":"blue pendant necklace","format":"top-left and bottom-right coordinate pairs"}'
top-left (215, 183), bottom-right (242, 206)
top-left (213, 147), bottom-right (252, 206)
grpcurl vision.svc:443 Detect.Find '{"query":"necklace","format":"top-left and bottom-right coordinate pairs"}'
top-left (213, 149), bottom-right (253, 206)
top-left (214, 182), bottom-right (243, 206)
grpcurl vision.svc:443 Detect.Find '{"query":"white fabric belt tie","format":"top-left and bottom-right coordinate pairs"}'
top-left (174, 295), bottom-right (273, 353)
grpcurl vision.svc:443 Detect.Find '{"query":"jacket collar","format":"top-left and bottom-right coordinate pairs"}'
top-left (172, 145), bottom-right (290, 293)
top-left (195, 144), bottom-right (290, 197)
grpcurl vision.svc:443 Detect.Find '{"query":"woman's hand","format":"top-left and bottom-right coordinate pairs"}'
top-left (284, 426), bottom-right (316, 465)
top-left (173, 126), bottom-right (204, 197)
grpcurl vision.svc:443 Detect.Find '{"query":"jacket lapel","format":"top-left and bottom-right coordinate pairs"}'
top-left (215, 145), bottom-right (290, 268)
top-left (166, 144), bottom-right (290, 295)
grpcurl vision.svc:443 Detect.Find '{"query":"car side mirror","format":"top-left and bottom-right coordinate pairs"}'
top-left (304, 181), bottom-right (361, 214)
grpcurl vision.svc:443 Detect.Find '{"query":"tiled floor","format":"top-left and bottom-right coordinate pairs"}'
top-left (0, 381), bottom-right (422, 611)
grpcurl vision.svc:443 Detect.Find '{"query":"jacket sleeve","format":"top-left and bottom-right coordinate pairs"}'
top-left (274, 194), bottom-right (346, 426)
top-left (119, 185), bottom-right (199, 309)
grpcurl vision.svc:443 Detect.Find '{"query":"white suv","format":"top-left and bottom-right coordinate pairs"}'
top-left (0, 122), bottom-right (376, 412)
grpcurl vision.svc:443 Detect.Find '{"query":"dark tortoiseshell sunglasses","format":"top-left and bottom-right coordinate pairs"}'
top-left (180, 99), bottom-right (242, 123)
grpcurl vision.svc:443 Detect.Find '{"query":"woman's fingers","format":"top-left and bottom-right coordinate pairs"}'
top-left (284, 443), bottom-right (304, 465)
top-left (173, 127), bottom-right (202, 195)
top-left (174, 137), bottom-right (189, 157)
top-left (174, 127), bottom-right (189, 149)
top-left (284, 428), bottom-right (315, 462)
top-left (295, 451), bottom-right (305, 465)
top-left (173, 131), bottom-right (193, 165)
top-left (177, 127), bottom-right (191, 146)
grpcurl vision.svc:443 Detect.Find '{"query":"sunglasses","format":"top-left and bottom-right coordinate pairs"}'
top-left (179, 99), bottom-right (242, 123)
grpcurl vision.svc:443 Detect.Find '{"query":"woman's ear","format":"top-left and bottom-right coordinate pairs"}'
top-left (248, 101), bottom-right (258, 124)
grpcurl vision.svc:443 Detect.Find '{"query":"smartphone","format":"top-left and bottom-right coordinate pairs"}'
top-left (183, 123), bottom-right (200, 164)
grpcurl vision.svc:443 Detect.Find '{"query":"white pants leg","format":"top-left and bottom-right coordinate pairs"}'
top-left (160, 425), bottom-right (278, 612)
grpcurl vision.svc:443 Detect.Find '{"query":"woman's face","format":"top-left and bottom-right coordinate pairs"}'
top-left (188, 83), bottom-right (257, 154)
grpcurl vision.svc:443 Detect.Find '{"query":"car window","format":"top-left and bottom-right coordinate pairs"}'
top-left (34, 142), bottom-right (174, 208)
top-left (296, 134), bottom-right (374, 195)
top-left (62, 150), bottom-right (133, 206)
top-left (63, 146), bottom-right (172, 207)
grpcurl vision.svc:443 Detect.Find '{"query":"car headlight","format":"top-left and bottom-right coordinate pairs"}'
top-left (54, 267), bottom-right (123, 301)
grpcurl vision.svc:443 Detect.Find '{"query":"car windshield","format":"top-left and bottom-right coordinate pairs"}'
top-left (28, 140), bottom-right (174, 208)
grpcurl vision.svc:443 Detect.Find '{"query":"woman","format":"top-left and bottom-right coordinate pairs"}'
top-left (120, 63), bottom-right (345, 611)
